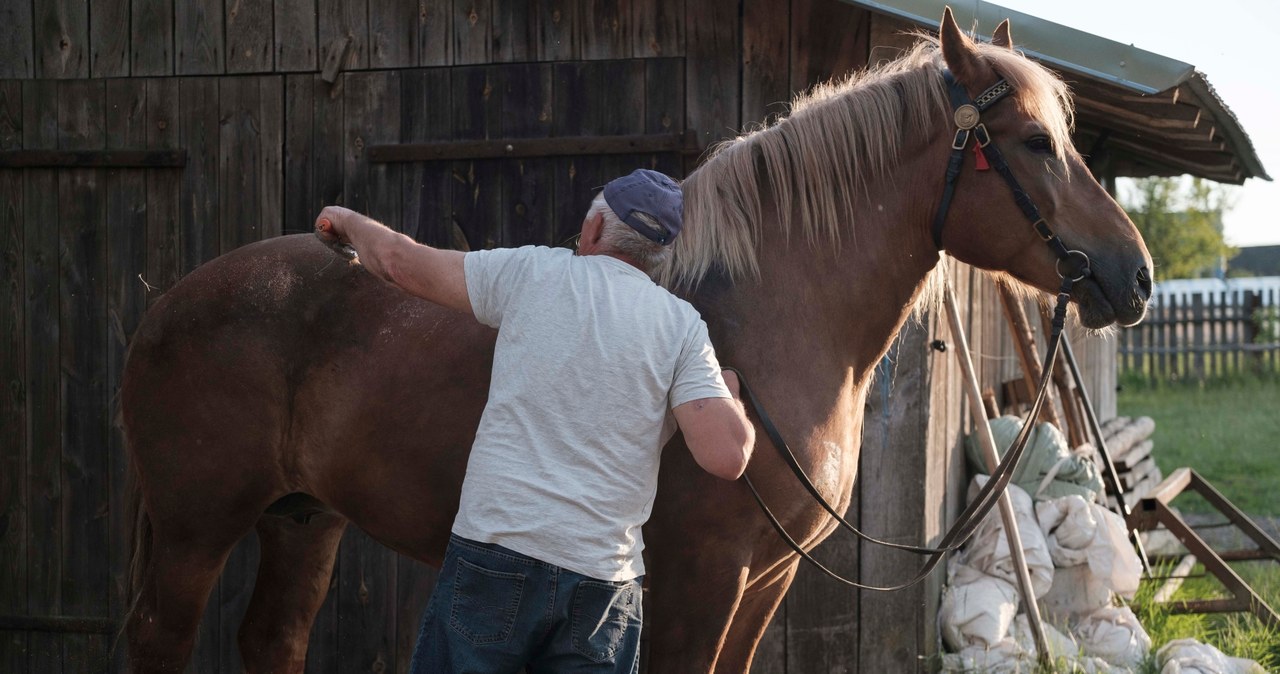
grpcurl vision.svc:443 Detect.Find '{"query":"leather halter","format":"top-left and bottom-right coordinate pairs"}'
top-left (735, 68), bottom-right (1094, 591)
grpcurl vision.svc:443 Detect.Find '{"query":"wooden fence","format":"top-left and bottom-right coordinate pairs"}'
top-left (1119, 288), bottom-right (1280, 381)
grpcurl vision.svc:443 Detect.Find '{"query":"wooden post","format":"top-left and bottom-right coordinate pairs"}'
top-left (943, 285), bottom-right (1051, 667)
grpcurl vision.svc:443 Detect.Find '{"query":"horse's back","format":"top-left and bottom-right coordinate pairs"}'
top-left (122, 235), bottom-right (495, 554)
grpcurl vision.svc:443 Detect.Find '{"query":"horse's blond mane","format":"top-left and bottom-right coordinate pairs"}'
top-left (657, 36), bottom-right (1076, 290)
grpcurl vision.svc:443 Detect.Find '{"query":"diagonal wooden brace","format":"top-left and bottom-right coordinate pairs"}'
top-left (1129, 468), bottom-right (1280, 628)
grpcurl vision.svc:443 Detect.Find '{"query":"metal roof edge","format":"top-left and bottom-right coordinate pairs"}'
top-left (846, 0), bottom-right (1196, 94)
top-left (1181, 73), bottom-right (1271, 181)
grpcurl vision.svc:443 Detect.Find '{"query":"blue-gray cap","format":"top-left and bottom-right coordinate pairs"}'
top-left (602, 169), bottom-right (683, 246)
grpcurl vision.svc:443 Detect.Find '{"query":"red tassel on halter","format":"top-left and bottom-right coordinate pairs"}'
top-left (973, 143), bottom-right (990, 171)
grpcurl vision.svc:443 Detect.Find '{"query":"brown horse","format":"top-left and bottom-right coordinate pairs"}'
top-left (121, 11), bottom-right (1152, 673)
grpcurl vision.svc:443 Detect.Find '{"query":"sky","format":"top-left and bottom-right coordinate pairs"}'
top-left (993, 0), bottom-right (1279, 247)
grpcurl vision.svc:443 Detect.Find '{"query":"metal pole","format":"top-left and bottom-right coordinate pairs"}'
top-left (943, 285), bottom-right (1051, 666)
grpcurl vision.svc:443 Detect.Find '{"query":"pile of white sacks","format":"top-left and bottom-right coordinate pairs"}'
top-left (938, 417), bottom-right (1268, 674)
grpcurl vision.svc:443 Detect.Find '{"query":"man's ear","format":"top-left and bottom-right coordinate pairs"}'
top-left (579, 211), bottom-right (605, 253)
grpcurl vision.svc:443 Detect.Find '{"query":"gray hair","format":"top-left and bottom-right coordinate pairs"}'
top-left (588, 193), bottom-right (671, 273)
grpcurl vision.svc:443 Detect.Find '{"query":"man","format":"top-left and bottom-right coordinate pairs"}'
top-left (314, 168), bottom-right (754, 673)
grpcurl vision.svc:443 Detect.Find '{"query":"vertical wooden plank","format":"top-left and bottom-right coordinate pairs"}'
top-left (789, 0), bottom-right (870, 91)
top-left (219, 76), bottom-right (264, 252)
top-left (131, 0), bottom-right (174, 76)
top-left (22, 77), bottom-right (63, 673)
top-left (337, 71), bottom-right (401, 670)
top-left (227, 0), bottom-right (275, 73)
top-left (492, 1), bottom-right (537, 63)
top-left (594, 59), bottom-right (645, 207)
top-left (453, 0), bottom-right (492, 65)
top-left (855, 323), bottom-right (939, 672)
top-left (395, 559), bottom-right (438, 673)
top-left (103, 77), bottom-right (148, 674)
top-left (284, 74), bottom-right (317, 236)
top-left (1192, 294), bottom-right (1205, 381)
top-left (0, 79), bottom-right (28, 670)
top-left (581, 0), bottom-right (632, 59)
top-left (400, 68), bottom-right (455, 247)
top-left (312, 73), bottom-right (345, 214)
top-left (336, 529), bottom-right (398, 672)
top-left (633, 0), bottom-right (682, 58)
top-left (145, 79), bottom-right (180, 301)
top-left (742, 0), bottom-right (791, 126)
top-left (0, 1), bottom-right (34, 78)
top-left (685, 0), bottom-right (739, 153)
top-left (176, 0), bottom-right (225, 75)
top-left (57, 78), bottom-right (110, 672)
top-left (371, 0), bottom-right (418, 68)
top-left (275, 0), bottom-right (319, 72)
top-left (644, 57), bottom-right (685, 178)
top-left (536, 0), bottom-right (580, 62)
top-left (178, 77), bottom-right (222, 275)
top-left (260, 76), bottom-right (284, 239)
top-left (319, 0), bottom-right (369, 72)
top-left (1169, 294), bottom-right (1180, 380)
top-left (418, 0), bottom-right (453, 66)
top-left (498, 63), bottom-right (553, 247)
top-left (344, 71), bottom-right (401, 229)
top-left (90, 0), bottom-right (130, 77)
top-left (451, 65), bottom-right (501, 250)
top-left (551, 62), bottom-right (596, 248)
top-left (34, 0), bottom-right (88, 78)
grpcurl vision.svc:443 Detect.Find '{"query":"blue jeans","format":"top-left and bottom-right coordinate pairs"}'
top-left (410, 534), bottom-right (643, 674)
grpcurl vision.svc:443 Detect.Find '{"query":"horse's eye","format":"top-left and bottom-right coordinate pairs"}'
top-left (1025, 136), bottom-right (1054, 154)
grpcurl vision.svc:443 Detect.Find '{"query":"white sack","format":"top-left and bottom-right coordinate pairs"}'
top-left (942, 619), bottom-right (1132, 674)
top-left (1157, 638), bottom-right (1268, 674)
top-left (1075, 605), bottom-right (1151, 669)
top-left (1036, 495), bottom-right (1142, 598)
top-left (1040, 563), bottom-right (1114, 623)
top-left (960, 477), bottom-right (1054, 598)
top-left (939, 566), bottom-right (1019, 651)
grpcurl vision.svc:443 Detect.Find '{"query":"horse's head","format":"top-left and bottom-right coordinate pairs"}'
top-left (932, 9), bottom-right (1153, 328)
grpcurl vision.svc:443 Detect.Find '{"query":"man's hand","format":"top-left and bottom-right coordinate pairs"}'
top-left (315, 205), bottom-right (365, 245)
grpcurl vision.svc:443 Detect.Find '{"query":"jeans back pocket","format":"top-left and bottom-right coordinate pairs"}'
top-left (571, 579), bottom-right (642, 663)
top-left (448, 557), bottom-right (526, 646)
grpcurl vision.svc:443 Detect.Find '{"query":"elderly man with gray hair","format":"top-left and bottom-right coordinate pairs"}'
top-left (315, 168), bottom-right (754, 673)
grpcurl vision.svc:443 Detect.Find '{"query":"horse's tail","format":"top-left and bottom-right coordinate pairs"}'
top-left (115, 399), bottom-right (152, 657)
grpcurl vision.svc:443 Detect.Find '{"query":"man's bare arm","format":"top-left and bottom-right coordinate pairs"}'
top-left (672, 371), bottom-right (754, 480)
top-left (316, 205), bottom-right (471, 314)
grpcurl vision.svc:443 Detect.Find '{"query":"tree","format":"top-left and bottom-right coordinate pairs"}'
top-left (1120, 177), bottom-right (1236, 280)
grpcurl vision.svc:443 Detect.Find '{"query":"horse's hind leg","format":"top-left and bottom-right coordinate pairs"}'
top-left (127, 528), bottom-right (244, 673)
top-left (238, 511), bottom-right (347, 673)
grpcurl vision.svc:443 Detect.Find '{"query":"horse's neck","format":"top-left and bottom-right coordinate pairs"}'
top-left (695, 197), bottom-right (940, 451)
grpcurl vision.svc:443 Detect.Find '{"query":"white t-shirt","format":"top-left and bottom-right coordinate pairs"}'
top-left (454, 245), bottom-right (729, 581)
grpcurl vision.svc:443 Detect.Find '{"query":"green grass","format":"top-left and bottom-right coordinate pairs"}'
top-left (1117, 376), bottom-right (1280, 671)
top-left (1116, 375), bottom-right (1280, 516)
top-left (1132, 560), bottom-right (1280, 672)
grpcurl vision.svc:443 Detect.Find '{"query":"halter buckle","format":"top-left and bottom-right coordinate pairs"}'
top-left (973, 123), bottom-right (992, 148)
top-left (1056, 249), bottom-right (1092, 282)
top-left (950, 128), bottom-right (971, 151)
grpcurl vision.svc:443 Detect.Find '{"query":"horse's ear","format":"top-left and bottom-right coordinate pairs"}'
top-left (939, 7), bottom-right (988, 86)
top-left (991, 20), bottom-right (1013, 49)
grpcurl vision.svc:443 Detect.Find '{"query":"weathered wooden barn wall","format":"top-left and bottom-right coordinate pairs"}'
top-left (0, 1), bottom-right (1120, 672)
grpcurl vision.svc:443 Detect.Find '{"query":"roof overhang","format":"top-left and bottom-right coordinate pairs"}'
top-left (846, 0), bottom-right (1270, 183)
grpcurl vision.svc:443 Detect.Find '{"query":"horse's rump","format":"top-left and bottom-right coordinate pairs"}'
top-left (121, 234), bottom-right (495, 562)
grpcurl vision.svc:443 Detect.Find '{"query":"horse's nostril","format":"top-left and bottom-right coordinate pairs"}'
top-left (1135, 266), bottom-right (1152, 299)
